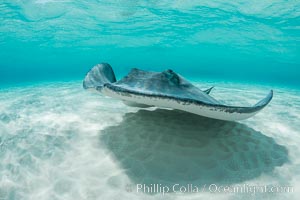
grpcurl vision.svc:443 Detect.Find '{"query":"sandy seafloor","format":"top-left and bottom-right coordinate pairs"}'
top-left (0, 80), bottom-right (299, 200)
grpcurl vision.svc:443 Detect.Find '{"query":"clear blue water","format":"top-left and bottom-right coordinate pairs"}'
top-left (1, 1), bottom-right (300, 200)
top-left (0, 0), bottom-right (299, 87)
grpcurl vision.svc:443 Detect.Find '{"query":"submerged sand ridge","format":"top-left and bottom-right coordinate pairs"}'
top-left (101, 109), bottom-right (288, 190)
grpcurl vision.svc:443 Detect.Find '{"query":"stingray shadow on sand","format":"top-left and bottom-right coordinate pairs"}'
top-left (99, 109), bottom-right (288, 191)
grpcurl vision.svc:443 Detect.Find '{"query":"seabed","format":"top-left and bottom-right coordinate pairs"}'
top-left (0, 80), bottom-right (299, 200)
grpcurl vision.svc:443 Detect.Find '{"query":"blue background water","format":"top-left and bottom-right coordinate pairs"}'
top-left (0, 0), bottom-right (299, 87)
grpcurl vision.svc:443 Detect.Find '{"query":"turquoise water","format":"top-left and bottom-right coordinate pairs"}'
top-left (1, 1), bottom-right (300, 200)
top-left (0, 0), bottom-right (299, 86)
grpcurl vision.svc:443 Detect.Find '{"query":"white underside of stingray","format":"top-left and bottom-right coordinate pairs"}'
top-left (83, 63), bottom-right (273, 121)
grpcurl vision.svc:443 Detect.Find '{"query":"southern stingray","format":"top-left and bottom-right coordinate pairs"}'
top-left (83, 63), bottom-right (273, 121)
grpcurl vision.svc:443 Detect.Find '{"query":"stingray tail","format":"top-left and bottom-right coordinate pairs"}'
top-left (203, 86), bottom-right (214, 95)
top-left (83, 63), bottom-right (116, 90)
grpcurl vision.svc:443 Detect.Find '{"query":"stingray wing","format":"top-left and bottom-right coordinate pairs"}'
top-left (83, 63), bottom-right (116, 90)
top-left (102, 83), bottom-right (273, 121)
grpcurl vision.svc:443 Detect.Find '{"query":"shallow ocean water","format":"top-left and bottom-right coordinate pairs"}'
top-left (0, 80), bottom-right (299, 200)
top-left (0, 0), bottom-right (300, 199)
top-left (0, 0), bottom-right (300, 86)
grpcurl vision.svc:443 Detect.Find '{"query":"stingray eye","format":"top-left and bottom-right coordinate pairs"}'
top-left (170, 74), bottom-right (180, 85)
top-left (163, 69), bottom-right (180, 85)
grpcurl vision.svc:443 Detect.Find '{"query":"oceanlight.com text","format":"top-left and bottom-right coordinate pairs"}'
top-left (127, 183), bottom-right (294, 195)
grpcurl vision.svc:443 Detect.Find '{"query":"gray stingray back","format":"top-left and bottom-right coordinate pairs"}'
top-left (111, 68), bottom-right (220, 105)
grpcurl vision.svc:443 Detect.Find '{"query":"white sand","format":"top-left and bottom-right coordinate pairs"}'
top-left (0, 81), bottom-right (299, 200)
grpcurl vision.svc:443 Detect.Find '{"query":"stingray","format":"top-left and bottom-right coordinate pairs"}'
top-left (83, 63), bottom-right (273, 121)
